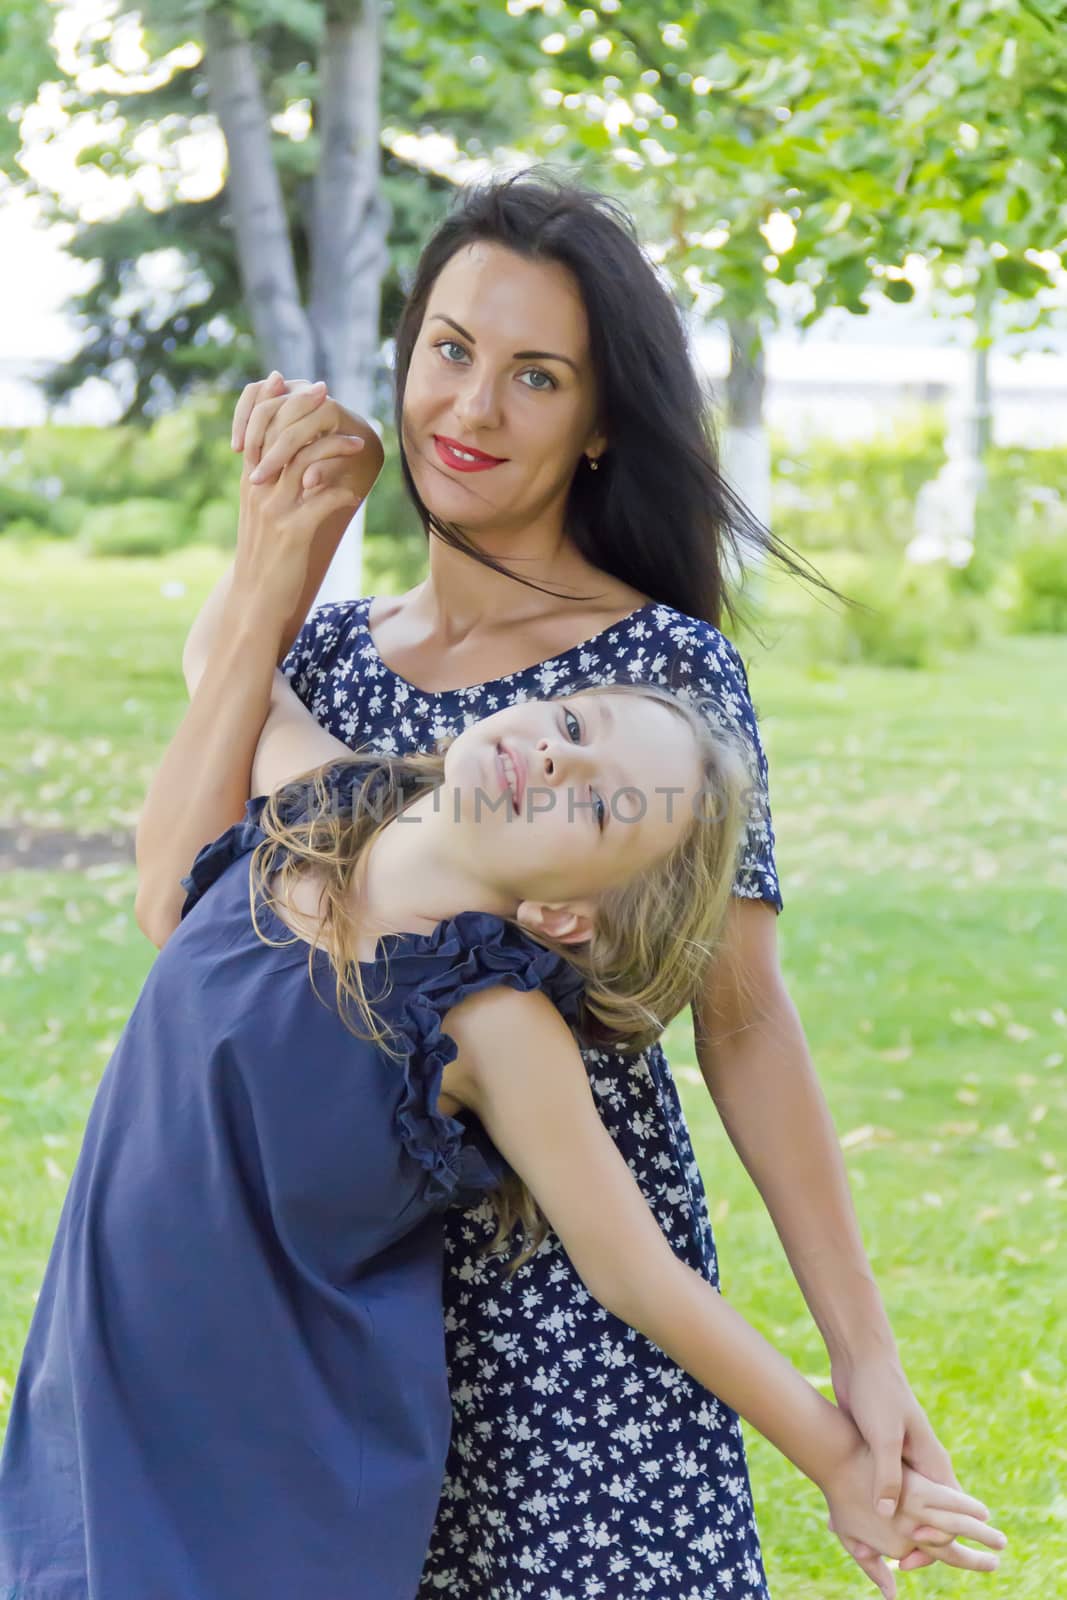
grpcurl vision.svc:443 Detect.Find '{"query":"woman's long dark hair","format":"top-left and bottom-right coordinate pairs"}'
top-left (392, 165), bottom-right (840, 632)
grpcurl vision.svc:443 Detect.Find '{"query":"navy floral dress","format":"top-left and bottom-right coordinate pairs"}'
top-left (283, 596), bottom-right (784, 1600)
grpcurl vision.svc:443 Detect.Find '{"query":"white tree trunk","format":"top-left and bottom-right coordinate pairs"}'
top-left (722, 319), bottom-right (771, 568)
top-left (308, 0), bottom-right (391, 602)
top-left (201, 7), bottom-right (315, 376)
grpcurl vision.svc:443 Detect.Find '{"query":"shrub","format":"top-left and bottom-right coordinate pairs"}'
top-left (771, 409), bottom-right (946, 557)
top-left (195, 497), bottom-right (237, 549)
top-left (803, 558), bottom-right (987, 669)
top-left (0, 479), bottom-right (56, 534)
top-left (48, 496), bottom-right (92, 539)
top-left (1011, 530), bottom-right (1067, 634)
top-left (79, 499), bottom-right (191, 558)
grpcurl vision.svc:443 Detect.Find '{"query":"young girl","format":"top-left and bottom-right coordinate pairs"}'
top-left (0, 619), bottom-right (1004, 1591)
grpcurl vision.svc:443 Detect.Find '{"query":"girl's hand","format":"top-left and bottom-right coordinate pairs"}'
top-left (231, 372), bottom-right (383, 500)
top-left (823, 1446), bottom-right (1006, 1600)
top-left (831, 1347), bottom-right (959, 1573)
top-left (232, 385), bottom-right (364, 628)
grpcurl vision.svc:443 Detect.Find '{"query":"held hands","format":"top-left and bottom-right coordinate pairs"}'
top-left (821, 1440), bottom-right (1006, 1600)
top-left (230, 372), bottom-right (384, 627)
top-left (831, 1347), bottom-right (969, 1581)
top-left (232, 370), bottom-right (383, 498)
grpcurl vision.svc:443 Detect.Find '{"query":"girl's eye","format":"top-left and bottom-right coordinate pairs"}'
top-left (562, 707), bottom-right (606, 831)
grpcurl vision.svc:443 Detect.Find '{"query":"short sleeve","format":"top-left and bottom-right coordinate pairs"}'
top-left (280, 601), bottom-right (361, 713)
top-left (381, 911), bottom-right (587, 1211)
top-left (663, 624), bottom-right (783, 913)
top-left (178, 797), bottom-right (270, 922)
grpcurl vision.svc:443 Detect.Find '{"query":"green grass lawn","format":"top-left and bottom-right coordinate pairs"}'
top-left (1, 540), bottom-right (1064, 1595)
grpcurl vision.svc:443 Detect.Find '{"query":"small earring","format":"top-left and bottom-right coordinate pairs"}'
top-left (587, 455), bottom-right (600, 472)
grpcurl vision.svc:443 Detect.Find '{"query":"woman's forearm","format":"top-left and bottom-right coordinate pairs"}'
top-left (698, 986), bottom-right (896, 1362)
top-left (134, 593), bottom-right (284, 948)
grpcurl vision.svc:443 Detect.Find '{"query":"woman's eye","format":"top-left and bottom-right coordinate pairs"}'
top-left (436, 340), bottom-right (467, 363)
top-left (520, 369), bottom-right (556, 392)
top-left (564, 709), bottom-right (581, 742)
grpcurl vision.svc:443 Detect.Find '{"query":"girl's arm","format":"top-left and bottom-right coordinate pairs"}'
top-left (692, 897), bottom-right (956, 1530)
top-left (135, 381), bottom-right (381, 947)
top-left (441, 984), bottom-right (1004, 1586)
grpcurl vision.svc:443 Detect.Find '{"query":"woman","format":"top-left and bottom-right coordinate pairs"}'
top-left (136, 171), bottom-right (957, 1599)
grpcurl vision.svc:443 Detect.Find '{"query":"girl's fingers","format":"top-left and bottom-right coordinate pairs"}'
top-left (914, 1536), bottom-right (1001, 1573)
top-left (276, 436), bottom-right (352, 496)
top-left (897, 1548), bottom-right (937, 1572)
top-left (248, 388), bottom-right (335, 483)
top-left (298, 437), bottom-right (368, 490)
top-left (245, 381), bottom-right (325, 469)
top-left (911, 1513), bottom-right (1007, 1551)
top-left (917, 1481), bottom-right (990, 1520)
top-left (243, 395), bottom-right (290, 470)
top-left (232, 372), bottom-right (285, 451)
top-left (849, 1545), bottom-right (897, 1600)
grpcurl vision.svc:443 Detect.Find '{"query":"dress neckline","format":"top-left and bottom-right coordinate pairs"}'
top-left (360, 595), bottom-right (660, 699)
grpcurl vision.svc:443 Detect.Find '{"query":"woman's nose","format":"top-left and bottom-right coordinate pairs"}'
top-left (454, 373), bottom-right (502, 427)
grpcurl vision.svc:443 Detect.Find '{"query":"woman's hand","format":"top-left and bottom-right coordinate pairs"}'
top-left (231, 371), bottom-right (384, 500)
top-left (232, 381), bottom-right (365, 631)
top-left (831, 1347), bottom-right (961, 1573)
top-left (822, 1442), bottom-right (1006, 1600)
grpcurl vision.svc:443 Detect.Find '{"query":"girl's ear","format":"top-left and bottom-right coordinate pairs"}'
top-left (515, 899), bottom-right (595, 947)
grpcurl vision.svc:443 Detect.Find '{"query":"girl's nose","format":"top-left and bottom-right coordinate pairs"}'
top-left (535, 736), bottom-right (584, 784)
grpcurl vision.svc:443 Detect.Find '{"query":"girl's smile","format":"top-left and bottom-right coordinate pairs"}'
top-left (495, 739), bottom-right (525, 811)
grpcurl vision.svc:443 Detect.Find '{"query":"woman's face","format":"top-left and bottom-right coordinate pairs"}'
top-left (401, 241), bottom-right (606, 536)
top-left (441, 692), bottom-right (704, 914)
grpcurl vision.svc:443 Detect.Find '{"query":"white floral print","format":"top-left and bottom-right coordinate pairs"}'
top-left (283, 596), bottom-right (781, 1598)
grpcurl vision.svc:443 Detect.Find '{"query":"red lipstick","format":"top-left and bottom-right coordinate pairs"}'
top-left (434, 435), bottom-right (507, 473)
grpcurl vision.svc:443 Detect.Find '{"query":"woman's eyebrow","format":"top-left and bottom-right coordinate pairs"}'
top-left (429, 313), bottom-right (578, 373)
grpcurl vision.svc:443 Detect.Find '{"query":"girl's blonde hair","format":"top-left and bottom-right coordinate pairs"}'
top-left (248, 682), bottom-right (755, 1269)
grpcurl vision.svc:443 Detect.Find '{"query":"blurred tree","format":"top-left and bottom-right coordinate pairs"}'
top-left (460, 0), bottom-right (1067, 549)
top-left (3, 0), bottom-right (1066, 561)
top-left (0, 1), bottom-right (539, 421)
top-left (0, 0), bottom-right (54, 171)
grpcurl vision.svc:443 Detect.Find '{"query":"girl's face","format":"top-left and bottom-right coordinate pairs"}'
top-left (401, 241), bottom-right (606, 536)
top-left (440, 693), bottom-right (703, 921)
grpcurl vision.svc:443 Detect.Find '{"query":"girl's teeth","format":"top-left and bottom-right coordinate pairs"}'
top-left (500, 751), bottom-right (518, 808)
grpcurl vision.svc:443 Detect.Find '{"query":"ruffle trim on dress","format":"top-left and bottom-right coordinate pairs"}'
top-left (375, 910), bottom-right (587, 1210)
top-left (179, 794), bottom-right (273, 922)
top-left (178, 762), bottom-right (380, 923)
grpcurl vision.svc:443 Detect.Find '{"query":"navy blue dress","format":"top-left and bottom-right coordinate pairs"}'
top-left (0, 770), bottom-right (585, 1600)
top-left (282, 597), bottom-right (784, 1599)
